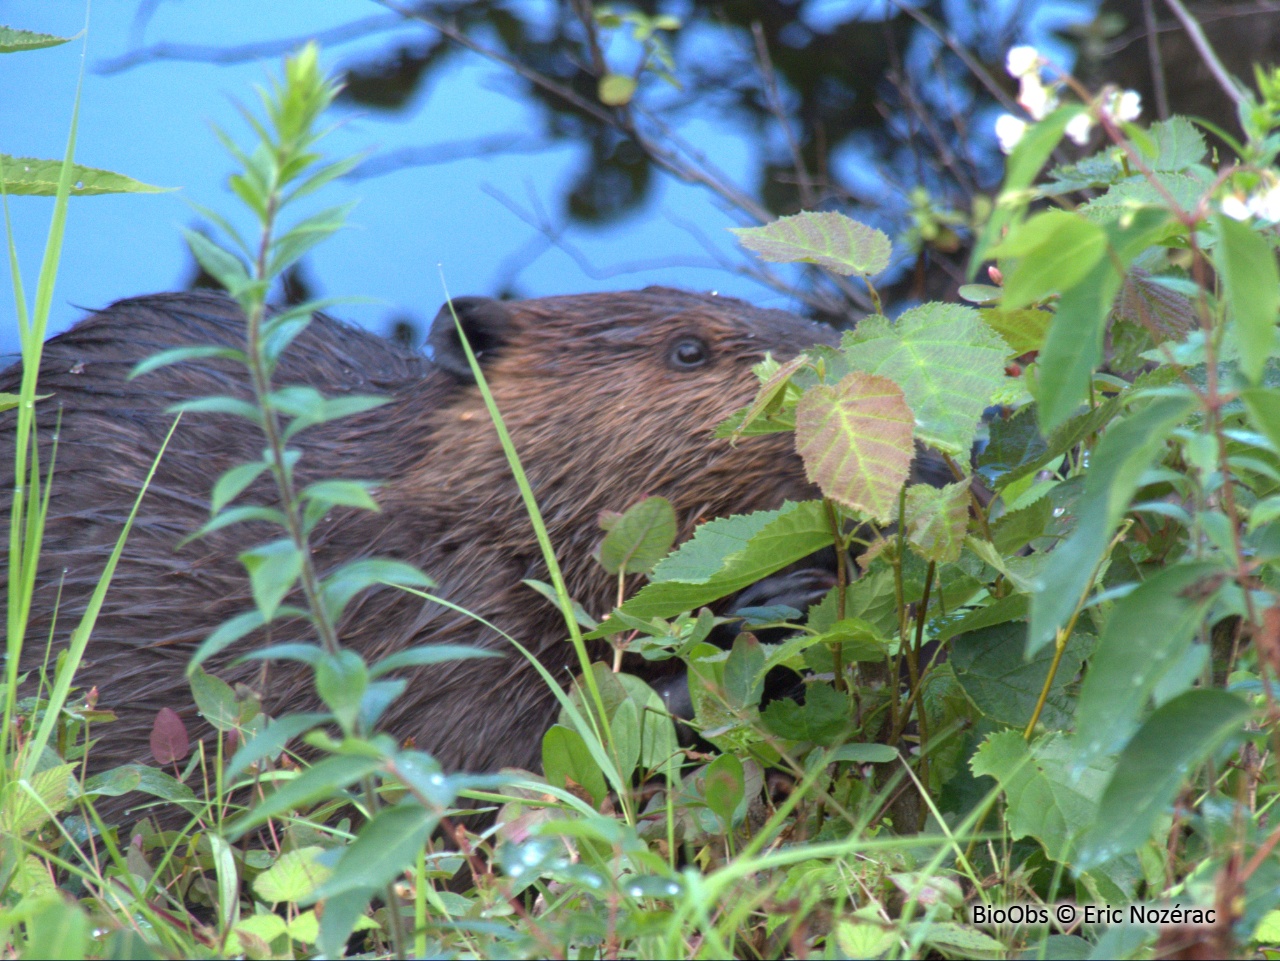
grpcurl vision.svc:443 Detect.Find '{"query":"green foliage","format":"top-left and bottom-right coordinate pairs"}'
top-left (10, 13), bottom-right (1280, 960)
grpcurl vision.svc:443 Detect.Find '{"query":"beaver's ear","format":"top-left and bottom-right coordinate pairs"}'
top-left (427, 297), bottom-right (515, 379)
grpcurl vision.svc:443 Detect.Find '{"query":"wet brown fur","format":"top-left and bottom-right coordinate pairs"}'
top-left (2, 288), bottom-right (835, 799)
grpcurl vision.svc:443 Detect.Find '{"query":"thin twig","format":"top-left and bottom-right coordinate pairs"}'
top-left (1143, 0), bottom-right (1172, 120)
top-left (1161, 0), bottom-right (1247, 105)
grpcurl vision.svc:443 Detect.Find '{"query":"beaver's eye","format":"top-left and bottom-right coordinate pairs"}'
top-left (668, 336), bottom-right (710, 370)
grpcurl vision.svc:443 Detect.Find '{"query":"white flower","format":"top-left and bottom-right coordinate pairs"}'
top-left (1017, 74), bottom-right (1055, 121)
top-left (1255, 184), bottom-right (1280, 221)
top-left (995, 114), bottom-right (1028, 154)
top-left (1102, 89), bottom-right (1142, 123)
top-left (1006, 45), bottom-right (1040, 79)
top-left (1221, 195), bottom-right (1251, 221)
top-left (1065, 112), bottom-right (1094, 145)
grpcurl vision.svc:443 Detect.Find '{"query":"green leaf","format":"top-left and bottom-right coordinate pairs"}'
top-left (0, 154), bottom-right (168, 196)
top-left (972, 104), bottom-right (1084, 270)
top-left (130, 344), bottom-right (245, 380)
top-left (254, 846), bottom-right (331, 904)
top-left (934, 592), bottom-right (1028, 643)
top-left (211, 460), bottom-right (270, 514)
top-left (1028, 393), bottom-right (1195, 653)
top-left (615, 675), bottom-right (681, 773)
top-left (971, 730), bottom-right (1112, 864)
top-left (703, 753), bottom-right (745, 830)
top-left (593, 500), bottom-right (833, 631)
top-left (169, 395), bottom-right (262, 422)
top-left (315, 650), bottom-right (368, 733)
top-left (597, 496), bottom-right (677, 575)
top-left (827, 743), bottom-right (898, 764)
top-left (227, 754), bottom-right (383, 837)
top-left (841, 303), bottom-right (1008, 456)
top-left (795, 372), bottom-right (914, 520)
top-left (319, 558), bottom-right (432, 625)
top-left (184, 228), bottom-right (251, 295)
top-left (759, 682), bottom-right (850, 745)
top-left (1036, 208), bottom-right (1171, 432)
top-left (1216, 213), bottom-right (1280, 384)
top-left (993, 210), bottom-right (1108, 310)
top-left (188, 666), bottom-right (242, 732)
top-left (1242, 387), bottom-right (1280, 453)
top-left (1074, 562), bottom-right (1222, 767)
top-left (1077, 690), bottom-right (1251, 868)
top-left (542, 725), bottom-right (607, 807)
top-left (0, 26), bottom-right (73, 52)
top-left (980, 307), bottom-right (1051, 355)
top-left (301, 479), bottom-right (380, 512)
top-left (188, 608), bottom-right (268, 672)
top-left (732, 210), bottom-right (891, 276)
top-left (598, 73), bottom-right (637, 105)
top-left (370, 644), bottom-right (497, 678)
top-left (725, 353), bottom-right (811, 437)
top-left (951, 622), bottom-right (1092, 730)
top-left (307, 803), bottom-right (438, 902)
top-left (240, 539), bottom-right (303, 621)
top-left (0, 764), bottom-right (76, 835)
top-left (609, 697), bottom-right (642, 781)
top-left (722, 632), bottom-right (765, 710)
top-left (225, 712), bottom-right (330, 783)
top-left (192, 504), bottom-right (288, 540)
top-left (904, 480), bottom-right (969, 563)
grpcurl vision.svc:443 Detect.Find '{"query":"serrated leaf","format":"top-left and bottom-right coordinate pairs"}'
top-left (1077, 690), bottom-right (1250, 868)
top-left (1110, 268), bottom-right (1196, 342)
top-left (795, 371), bottom-right (913, 519)
top-left (597, 496), bottom-right (677, 575)
top-left (951, 622), bottom-right (1091, 730)
top-left (593, 500), bottom-right (833, 630)
top-left (0, 26), bottom-right (73, 52)
top-left (0, 154), bottom-right (168, 196)
top-left (732, 210), bottom-right (891, 276)
top-left (841, 303), bottom-right (1007, 456)
top-left (760, 682), bottom-right (850, 745)
top-left (971, 730), bottom-right (1112, 864)
top-left (0, 764), bottom-right (76, 835)
top-left (1216, 212), bottom-right (1280, 385)
top-left (980, 307), bottom-right (1051, 355)
top-left (254, 846), bottom-right (331, 904)
top-left (904, 480), bottom-right (969, 563)
top-left (727, 353), bottom-right (810, 437)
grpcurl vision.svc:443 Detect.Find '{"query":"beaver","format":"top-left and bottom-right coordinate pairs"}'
top-left (2, 287), bottom-right (839, 808)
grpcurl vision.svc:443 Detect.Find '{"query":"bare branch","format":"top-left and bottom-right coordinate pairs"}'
top-left (1161, 0), bottom-right (1247, 104)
